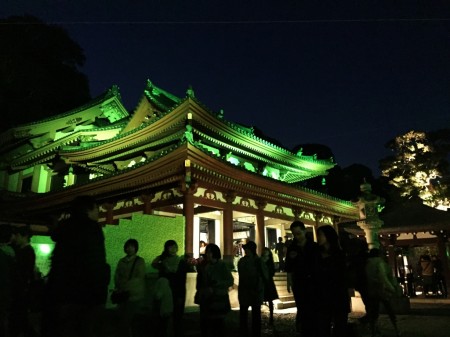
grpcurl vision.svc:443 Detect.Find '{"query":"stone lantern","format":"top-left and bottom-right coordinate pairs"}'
top-left (354, 180), bottom-right (385, 249)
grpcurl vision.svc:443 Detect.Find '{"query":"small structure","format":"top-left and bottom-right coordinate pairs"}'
top-left (348, 188), bottom-right (450, 298)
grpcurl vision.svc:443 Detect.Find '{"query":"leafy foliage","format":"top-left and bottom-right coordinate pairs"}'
top-left (380, 130), bottom-right (449, 208)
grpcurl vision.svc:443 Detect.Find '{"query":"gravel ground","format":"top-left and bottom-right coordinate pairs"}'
top-left (104, 298), bottom-right (450, 337)
top-left (181, 299), bottom-right (450, 337)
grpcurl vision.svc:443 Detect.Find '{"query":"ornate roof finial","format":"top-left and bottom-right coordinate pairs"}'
top-left (108, 85), bottom-right (122, 101)
top-left (186, 85), bottom-right (195, 98)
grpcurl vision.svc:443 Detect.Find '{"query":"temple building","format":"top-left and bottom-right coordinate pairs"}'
top-left (0, 79), bottom-right (359, 263)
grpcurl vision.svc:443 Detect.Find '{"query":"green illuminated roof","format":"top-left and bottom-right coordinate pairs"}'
top-left (0, 79), bottom-right (336, 184)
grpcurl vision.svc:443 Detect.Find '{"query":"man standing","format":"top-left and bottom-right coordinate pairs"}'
top-left (285, 221), bottom-right (321, 337)
top-left (43, 195), bottom-right (110, 337)
top-left (232, 240), bottom-right (243, 272)
top-left (275, 237), bottom-right (286, 272)
top-left (238, 241), bottom-right (267, 337)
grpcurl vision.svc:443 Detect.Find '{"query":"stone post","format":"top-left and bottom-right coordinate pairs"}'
top-left (354, 181), bottom-right (385, 250)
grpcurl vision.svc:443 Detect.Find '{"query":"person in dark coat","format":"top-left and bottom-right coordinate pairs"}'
top-left (285, 221), bottom-right (321, 337)
top-left (345, 238), bottom-right (369, 321)
top-left (151, 240), bottom-right (189, 337)
top-left (42, 195), bottom-right (111, 337)
top-left (10, 226), bottom-right (37, 337)
top-left (316, 225), bottom-right (350, 337)
top-left (238, 241), bottom-right (267, 337)
top-left (195, 243), bottom-right (234, 337)
top-left (274, 237), bottom-right (286, 272)
top-left (261, 247), bottom-right (279, 325)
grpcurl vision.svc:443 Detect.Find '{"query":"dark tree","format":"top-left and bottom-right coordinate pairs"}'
top-left (0, 15), bottom-right (90, 131)
top-left (326, 164), bottom-right (378, 201)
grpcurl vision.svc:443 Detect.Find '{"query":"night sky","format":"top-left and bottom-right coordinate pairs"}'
top-left (2, 1), bottom-right (450, 175)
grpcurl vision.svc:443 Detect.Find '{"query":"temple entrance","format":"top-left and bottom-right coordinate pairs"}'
top-left (199, 217), bottom-right (216, 244)
top-left (266, 227), bottom-right (278, 250)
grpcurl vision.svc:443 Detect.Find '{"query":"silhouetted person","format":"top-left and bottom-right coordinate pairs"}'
top-left (420, 254), bottom-right (434, 296)
top-left (345, 238), bottom-right (369, 322)
top-left (285, 221), bottom-right (320, 337)
top-left (43, 195), bottom-right (111, 337)
top-left (10, 226), bottom-right (37, 337)
top-left (152, 240), bottom-right (189, 337)
top-left (431, 255), bottom-right (447, 298)
top-left (316, 225), bottom-right (350, 337)
top-left (114, 239), bottom-right (146, 337)
top-left (232, 240), bottom-right (243, 271)
top-left (199, 240), bottom-right (207, 258)
top-left (238, 241), bottom-right (267, 337)
top-left (365, 248), bottom-right (401, 337)
top-left (196, 243), bottom-right (233, 337)
top-left (261, 247), bottom-right (278, 325)
top-left (274, 237), bottom-right (286, 272)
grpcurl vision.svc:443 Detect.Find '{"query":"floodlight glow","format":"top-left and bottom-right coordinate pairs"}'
top-left (38, 244), bottom-right (52, 255)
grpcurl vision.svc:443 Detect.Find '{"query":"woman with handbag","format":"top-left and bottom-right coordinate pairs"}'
top-left (195, 243), bottom-right (234, 337)
top-left (114, 239), bottom-right (146, 337)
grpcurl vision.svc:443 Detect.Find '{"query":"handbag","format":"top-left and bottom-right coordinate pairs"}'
top-left (111, 257), bottom-right (138, 304)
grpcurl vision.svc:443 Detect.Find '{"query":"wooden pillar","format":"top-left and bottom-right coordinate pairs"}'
top-left (223, 192), bottom-right (236, 266)
top-left (181, 159), bottom-right (196, 257)
top-left (255, 200), bottom-right (267, 256)
top-left (139, 193), bottom-right (154, 215)
top-left (436, 231), bottom-right (450, 297)
top-left (183, 188), bottom-right (195, 257)
top-left (387, 234), bottom-right (397, 277)
top-left (102, 201), bottom-right (116, 225)
top-left (314, 211), bottom-right (322, 242)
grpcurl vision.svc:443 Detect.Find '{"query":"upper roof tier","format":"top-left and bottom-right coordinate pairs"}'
top-left (0, 79), bottom-right (336, 183)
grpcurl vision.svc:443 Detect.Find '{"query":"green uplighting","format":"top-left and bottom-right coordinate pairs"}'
top-left (38, 244), bottom-right (52, 255)
top-left (227, 156), bottom-right (240, 166)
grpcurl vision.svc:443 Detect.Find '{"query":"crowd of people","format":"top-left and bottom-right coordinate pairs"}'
top-left (1, 195), bottom-right (447, 337)
top-left (285, 220), bottom-right (405, 337)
